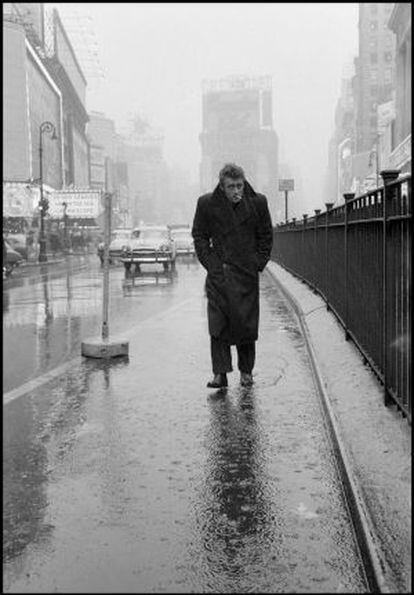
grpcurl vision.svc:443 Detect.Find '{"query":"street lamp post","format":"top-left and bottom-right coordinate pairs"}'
top-left (38, 121), bottom-right (57, 263)
top-left (62, 201), bottom-right (69, 254)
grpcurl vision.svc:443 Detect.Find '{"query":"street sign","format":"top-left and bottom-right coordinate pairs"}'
top-left (278, 179), bottom-right (294, 192)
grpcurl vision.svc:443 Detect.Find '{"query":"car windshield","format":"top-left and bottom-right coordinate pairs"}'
top-left (172, 230), bottom-right (191, 238)
top-left (112, 230), bottom-right (131, 240)
top-left (140, 229), bottom-right (169, 241)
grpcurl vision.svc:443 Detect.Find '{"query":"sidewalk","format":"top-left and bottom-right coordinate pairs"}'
top-left (266, 261), bottom-right (411, 594)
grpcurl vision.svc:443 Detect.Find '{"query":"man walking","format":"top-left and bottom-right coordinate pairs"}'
top-left (192, 163), bottom-right (273, 388)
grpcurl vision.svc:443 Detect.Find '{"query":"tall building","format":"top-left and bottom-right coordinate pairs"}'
top-left (355, 3), bottom-right (396, 154)
top-left (3, 2), bottom-right (91, 231)
top-left (199, 75), bottom-right (278, 221)
top-left (3, 3), bottom-right (63, 189)
top-left (325, 61), bottom-right (356, 204)
top-left (42, 6), bottom-right (89, 187)
top-left (118, 119), bottom-right (169, 226)
top-left (388, 3), bottom-right (411, 173)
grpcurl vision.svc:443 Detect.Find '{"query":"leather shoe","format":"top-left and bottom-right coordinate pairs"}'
top-left (207, 373), bottom-right (228, 388)
top-left (240, 372), bottom-right (253, 387)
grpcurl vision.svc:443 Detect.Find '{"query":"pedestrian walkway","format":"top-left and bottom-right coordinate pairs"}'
top-left (266, 261), bottom-right (411, 594)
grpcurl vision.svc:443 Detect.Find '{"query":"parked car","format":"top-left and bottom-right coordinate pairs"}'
top-left (4, 233), bottom-right (28, 260)
top-left (170, 226), bottom-right (195, 256)
top-left (108, 228), bottom-right (132, 264)
top-left (121, 225), bottom-right (176, 273)
top-left (3, 237), bottom-right (24, 277)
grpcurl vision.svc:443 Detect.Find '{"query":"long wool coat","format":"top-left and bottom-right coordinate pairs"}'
top-left (192, 181), bottom-right (273, 345)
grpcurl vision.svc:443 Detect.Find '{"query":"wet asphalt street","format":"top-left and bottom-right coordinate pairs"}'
top-left (3, 257), bottom-right (368, 592)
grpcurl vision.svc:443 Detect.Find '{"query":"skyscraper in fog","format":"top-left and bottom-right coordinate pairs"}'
top-left (355, 2), bottom-right (396, 153)
top-left (199, 75), bottom-right (278, 220)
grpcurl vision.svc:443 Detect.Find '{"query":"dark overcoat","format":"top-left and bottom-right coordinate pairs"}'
top-left (192, 181), bottom-right (273, 345)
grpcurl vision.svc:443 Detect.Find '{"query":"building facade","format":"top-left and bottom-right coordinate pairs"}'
top-left (3, 2), bottom-right (92, 233)
top-left (388, 3), bottom-right (411, 173)
top-left (3, 6), bottom-right (63, 189)
top-left (199, 75), bottom-right (279, 221)
top-left (355, 3), bottom-right (396, 154)
top-left (43, 7), bottom-right (89, 187)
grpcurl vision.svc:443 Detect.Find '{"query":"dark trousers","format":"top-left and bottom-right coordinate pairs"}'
top-left (210, 337), bottom-right (255, 375)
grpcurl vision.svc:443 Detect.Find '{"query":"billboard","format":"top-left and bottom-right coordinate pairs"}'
top-left (3, 182), bottom-right (39, 217)
top-left (203, 89), bottom-right (260, 132)
top-left (48, 189), bottom-right (103, 219)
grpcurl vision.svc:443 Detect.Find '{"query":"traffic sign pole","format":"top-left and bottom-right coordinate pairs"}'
top-left (81, 191), bottom-right (129, 359)
top-left (102, 192), bottom-right (111, 339)
top-left (278, 179), bottom-right (295, 224)
top-left (285, 190), bottom-right (288, 222)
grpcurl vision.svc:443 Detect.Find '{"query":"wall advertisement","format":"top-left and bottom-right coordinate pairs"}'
top-left (3, 182), bottom-right (39, 217)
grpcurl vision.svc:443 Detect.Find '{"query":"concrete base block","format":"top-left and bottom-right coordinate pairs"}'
top-left (81, 337), bottom-right (129, 359)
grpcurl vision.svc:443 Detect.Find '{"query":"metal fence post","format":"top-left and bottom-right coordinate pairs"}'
top-left (324, 203), bottom-right (334, 309)
top-left (343, 193), bottom-right (355, 340)
top-left (302, 214), bottom-right (308, 278)
top-left (380, 169), bottom-right (400, 406)
top-left (314, 210), bottom-right (321, 289)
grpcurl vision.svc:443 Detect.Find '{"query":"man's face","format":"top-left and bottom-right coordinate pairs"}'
top-left (221, 177), bottom-right (244, 203)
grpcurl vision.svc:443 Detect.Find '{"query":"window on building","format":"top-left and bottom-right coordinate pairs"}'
top-left (384, 39), bottom-right (391, 51)
top-left (384, 68), bottom-right (392, 83)
top-left (384, 83), bottom-right (393, 96)
top-left (370, 53), bottom-right (378, 64)
top-left (384, 51), bottom-right (393, 62)
top-left (370, 69), bottom-right (378, 82)
top-left (369, 39), bottom-right (377, 50)
top-left (370, 84), bottom-right (377, 96)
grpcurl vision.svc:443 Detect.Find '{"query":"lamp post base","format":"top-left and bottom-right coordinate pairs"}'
top-left (38, 238), bottom-right (48, 263)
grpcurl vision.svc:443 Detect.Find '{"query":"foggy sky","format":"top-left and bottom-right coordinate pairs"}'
top-left (56, 2), bottom-right (358, 212)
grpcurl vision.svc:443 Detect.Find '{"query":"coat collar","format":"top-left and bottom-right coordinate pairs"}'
top-left (211, 180), bottom-right (257, 234)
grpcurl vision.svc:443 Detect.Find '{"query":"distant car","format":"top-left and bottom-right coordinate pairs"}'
top-left (108, 228), bottom-right (132, 263)
top-left (121, 225), bottom-right (176, 273)
top-left (3, 237), bottom-right (24, 277)
top-left (5, 233), bottom-right (28, 260)
top-left (170, 226), bottom-right (195, 256)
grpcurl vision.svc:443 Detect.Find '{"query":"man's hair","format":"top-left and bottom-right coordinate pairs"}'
top-left (219, 163), bottom-right (245, 185)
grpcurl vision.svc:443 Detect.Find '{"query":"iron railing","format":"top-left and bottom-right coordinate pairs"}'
top-left (271, 171), bottom-right (411, 423)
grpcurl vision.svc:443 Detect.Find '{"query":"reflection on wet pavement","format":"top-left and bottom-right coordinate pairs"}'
top-left (3, 265), bottom-right (368, 593)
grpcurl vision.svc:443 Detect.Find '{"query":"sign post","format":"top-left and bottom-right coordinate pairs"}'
top-left (278, 179), bottom-right (294, 222)
top-left (81, 190), bottom-right (129, 359)
top-left (101, 191), bottom-right (111, 339)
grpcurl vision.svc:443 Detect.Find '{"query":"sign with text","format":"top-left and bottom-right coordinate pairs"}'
top-left (278, 179), bottom-right (294, 191)
top-left (48, 189), bottom-right (103, 219)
